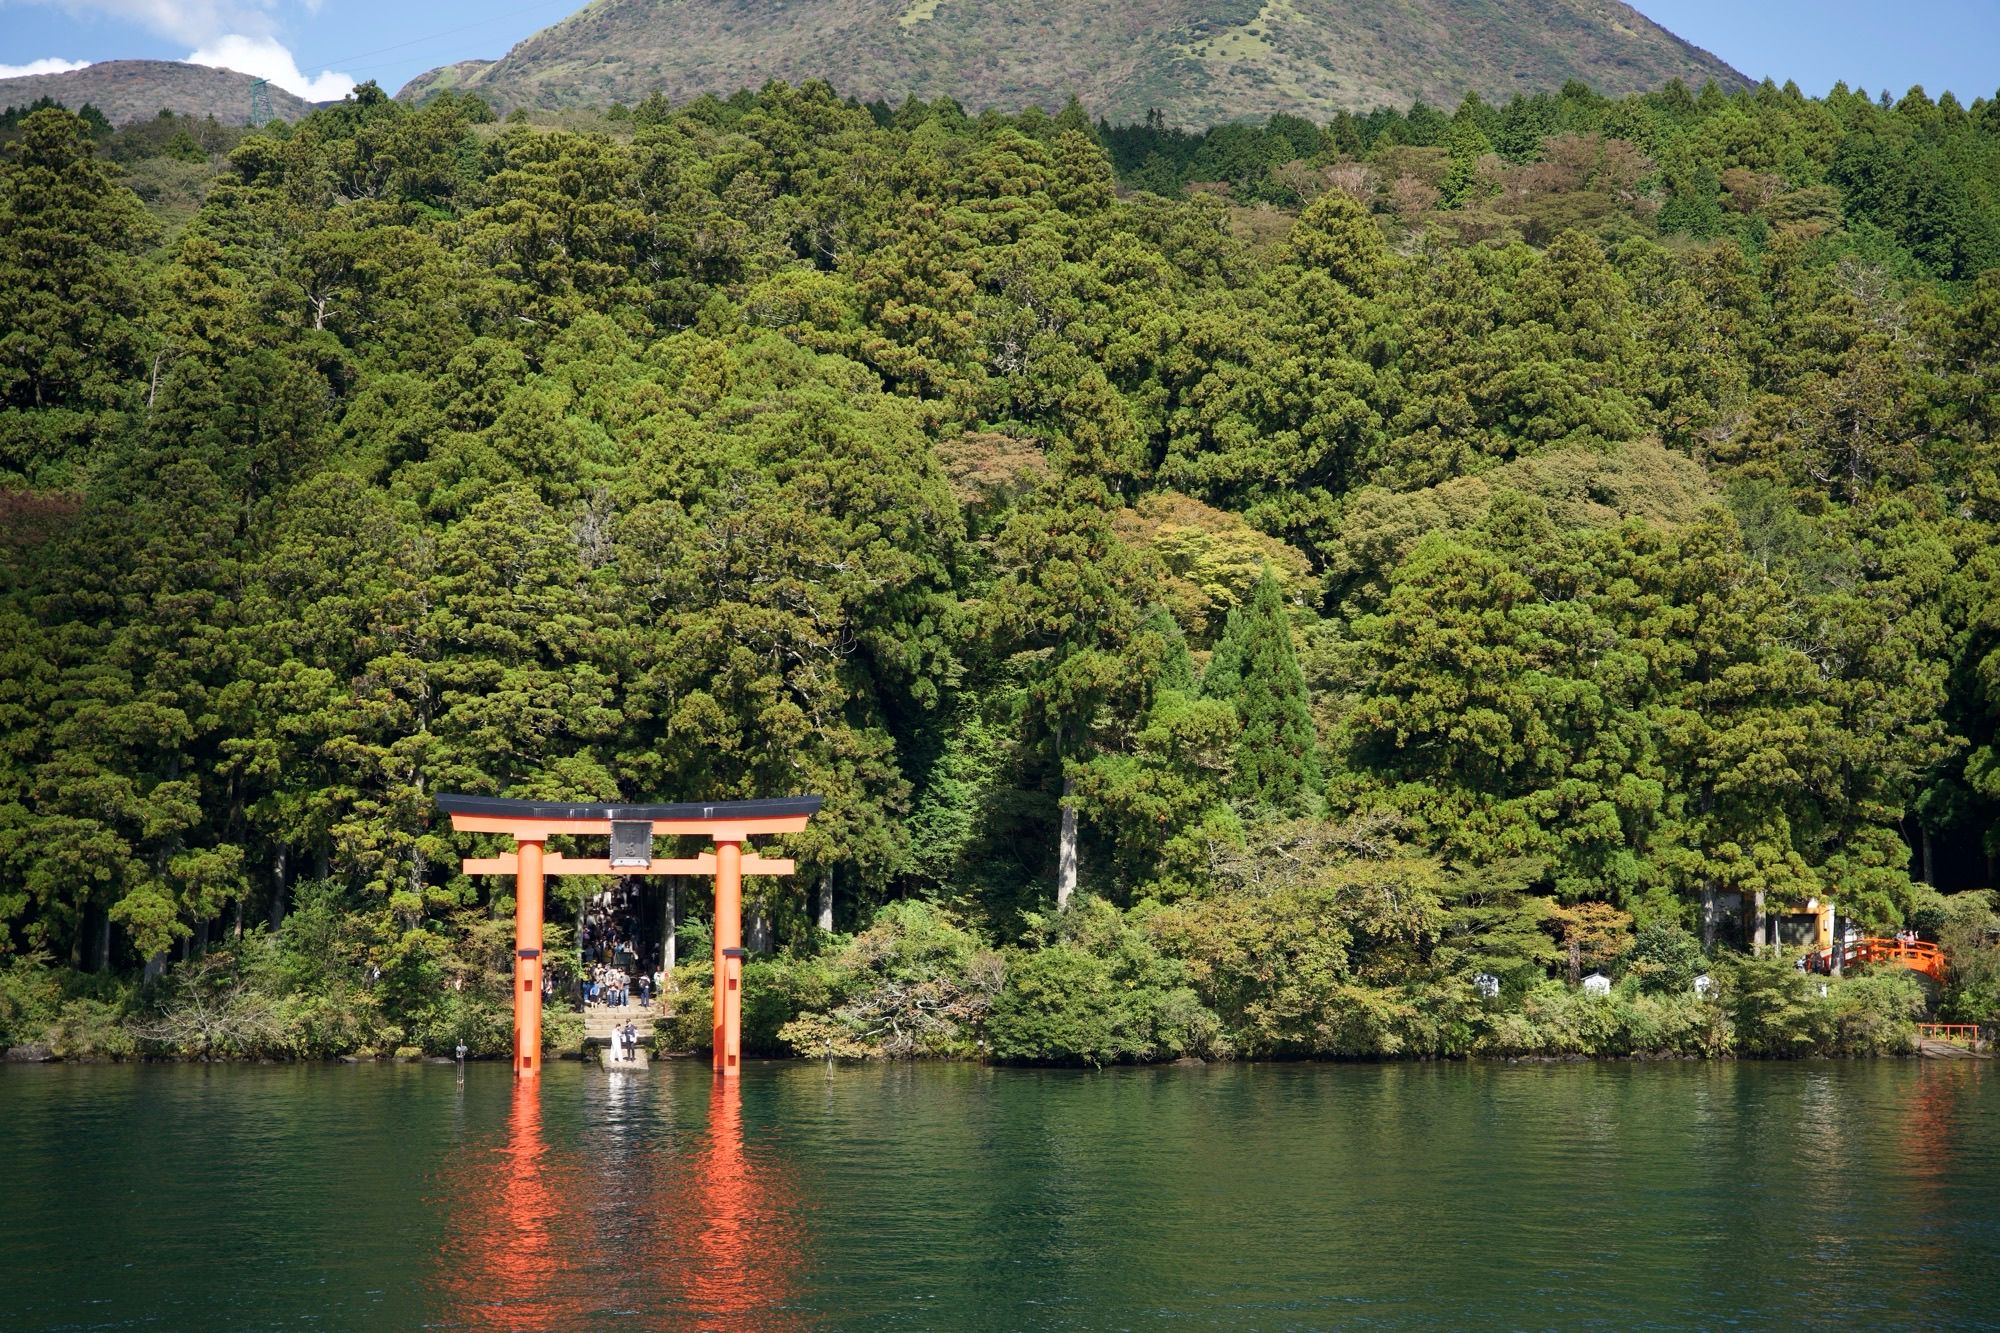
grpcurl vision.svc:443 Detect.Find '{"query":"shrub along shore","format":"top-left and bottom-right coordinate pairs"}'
top-left (5, 896), bottom-right (1985, 1064)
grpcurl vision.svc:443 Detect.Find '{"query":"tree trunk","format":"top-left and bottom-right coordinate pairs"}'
top-left (1057, 773), bottom-right (1078, 911)
top-left (1700, 885), bottom-right (1717, 950)
top-left (1567, 938), bottom-right (1581, 986)
top-left (144, 951), bottom-right (166, 984)
top-left (403, 846), bottom-right (426, 932)
top-left (1831, 914), bottom-right (1844, 975)
top-left (663, 881), bottom-right (677, 972)
top-left (817, 868), bottom-right (834, 933)
top-left (1920, 827), bottom-right (1934, 886)
top-left (269, 846), bottom-right (288, 931)
top-left (1750, 889), bottom-right (1765, 954)
top-left (747, 900), bottom-right (771, 954)
top-left (92, 911), bottom-right (111, 973)
top-left (193, 916), bottom-right (210, 957)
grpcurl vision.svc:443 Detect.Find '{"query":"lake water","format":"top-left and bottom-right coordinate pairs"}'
top-left (3, 1058), bottom-right (1996, 1329)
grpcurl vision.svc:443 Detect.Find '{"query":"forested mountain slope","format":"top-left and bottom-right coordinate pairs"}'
top-left (1, 77), bottom-right (1998, 1064)
top-left (399, 0), bottom-right (1746, 123)
top-left (0, 61), bottom-right (313, 127)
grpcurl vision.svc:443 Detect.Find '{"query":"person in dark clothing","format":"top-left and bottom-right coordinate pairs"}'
top-left (638, 974), bottom-right (652, 1009)
top-left (621, 1021), bottom-right (639, 1061)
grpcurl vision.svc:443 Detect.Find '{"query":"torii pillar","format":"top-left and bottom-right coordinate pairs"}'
top-left (438, 795), bottom-right (822, 1078)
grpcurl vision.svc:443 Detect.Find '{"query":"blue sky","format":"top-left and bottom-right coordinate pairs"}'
top-left (1635, 1), bottom-right (1998, 101)
top-left (1, 0), bottom-right (1995, 104)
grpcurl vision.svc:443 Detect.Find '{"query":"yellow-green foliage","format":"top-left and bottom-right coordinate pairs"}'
top-left (1482, 981), bottom-right (1725, 1057)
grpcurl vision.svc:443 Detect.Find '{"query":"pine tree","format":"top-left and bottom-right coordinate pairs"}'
top-left (984, 467), bottom-right (1145, 909)
top-left (0, 108), bottom-right (155, 480)
top-left (1203, 568), bottom-right (1319, 810)
top-left (1439, 117), bottom-right (1493, 208)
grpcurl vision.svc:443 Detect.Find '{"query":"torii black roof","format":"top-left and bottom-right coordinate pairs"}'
top-left (435, 794), bottom-right (823, 821)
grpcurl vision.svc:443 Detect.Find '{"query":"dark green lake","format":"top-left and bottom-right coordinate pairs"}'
top-left (2, 1058), bottom-right (1995, 1329)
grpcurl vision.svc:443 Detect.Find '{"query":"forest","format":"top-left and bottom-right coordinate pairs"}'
top-left (1, 74), bottom-right (1997, 1064)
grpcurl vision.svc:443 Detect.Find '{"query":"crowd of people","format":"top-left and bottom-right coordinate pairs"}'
top-left (580, 886), bottom-right (640, 969)
top-left (585, 962), bottom-right (653, 1008)
top-left (572, 888), bottom-right (656, 1062)
top-left (579, 885), bottom-right (662, 1008)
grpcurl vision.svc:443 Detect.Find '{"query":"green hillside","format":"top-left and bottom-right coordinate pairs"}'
top-left (0, 61), bottom-right (313, 127)
top-left (2, 74), bottom-right (1997, 1064)
top-left (400, 0), bottom-right (1746, 123)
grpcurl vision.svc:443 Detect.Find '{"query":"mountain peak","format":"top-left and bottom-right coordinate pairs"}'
top-left (402, 0), bottom-right (1746, 123)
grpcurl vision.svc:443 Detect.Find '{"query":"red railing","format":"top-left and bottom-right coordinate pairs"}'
top-left (1804, 937), bottom-right (1947, 982)
top-left (1916, 1023), bottom-right (1982, 1044)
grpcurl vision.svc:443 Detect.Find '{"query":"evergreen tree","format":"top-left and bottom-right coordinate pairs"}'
top-left (0, 109), bottom-right (155, 480)
top-left (983, 465), bottom-right (1146, 909)
top-left (1203, 569), bottom-right (1319, 811)
top-left (1439, 117), bottom-right (1493, 208)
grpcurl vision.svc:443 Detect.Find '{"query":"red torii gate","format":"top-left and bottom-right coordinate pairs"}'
top-left (437, 794), bottom-right (822, 1078)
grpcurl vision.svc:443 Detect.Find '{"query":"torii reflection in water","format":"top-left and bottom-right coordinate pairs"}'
top-left (435, 1081), bottom-right (573, 1329)
top-left (435, 1077), bottom-right (806, 1329)
top-left (654, 1079), bottom-right (808, 1327)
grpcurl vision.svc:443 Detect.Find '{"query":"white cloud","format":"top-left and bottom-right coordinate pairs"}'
top-left (0, 57), bottom-right (95, 79)
top-left (42, 0), bottom-right (278, 45)
top-left (185, 33), bottom-right (353, 100)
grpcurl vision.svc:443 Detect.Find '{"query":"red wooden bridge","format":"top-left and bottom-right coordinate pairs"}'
top-left (1803, 936), bottom-right (1946, 982)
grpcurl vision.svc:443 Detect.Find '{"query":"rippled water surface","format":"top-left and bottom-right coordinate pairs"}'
top-left (3, 1058), bottom-right (1996, 1329)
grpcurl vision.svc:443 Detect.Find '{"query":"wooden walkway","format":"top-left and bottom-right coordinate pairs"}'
top-left (1917, 1023), bottom-right (1989, 1059)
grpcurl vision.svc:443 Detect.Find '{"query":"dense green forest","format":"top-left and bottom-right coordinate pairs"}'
top-left (2, 75), bottom-right (1998, 1064)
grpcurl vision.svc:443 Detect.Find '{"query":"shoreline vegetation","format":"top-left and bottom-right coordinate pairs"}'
top-left (3, 75), bottom-right (2000, 1069)
top-left (2, 896), bottom-right (1989, 1065)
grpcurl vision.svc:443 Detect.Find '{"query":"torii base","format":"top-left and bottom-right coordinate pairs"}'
top-left (599, 1048), bottom-right (650, 1070)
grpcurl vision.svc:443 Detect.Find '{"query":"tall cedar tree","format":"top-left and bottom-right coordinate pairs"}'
top-left (0, 109), bottom-right (154, 481)
top-left (1202, 569), bottom-right (1320, 811)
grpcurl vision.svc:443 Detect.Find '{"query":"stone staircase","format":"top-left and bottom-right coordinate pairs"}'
top-left (583, 1003), bottom-right (655, 1044)
top-left (585, 1004), bottom-right (656, 1070)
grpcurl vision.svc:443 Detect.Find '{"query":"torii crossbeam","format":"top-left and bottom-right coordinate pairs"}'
top-left (437, 794), bottom-right (822, 1079)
